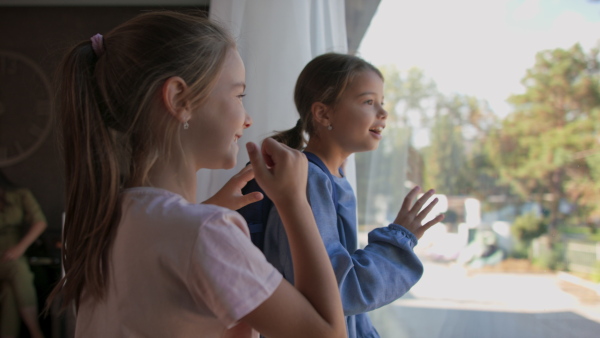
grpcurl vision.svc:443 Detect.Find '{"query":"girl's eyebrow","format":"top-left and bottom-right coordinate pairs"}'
top-left (232, 82), bottom-right (246, 90)
top-left (355, 91), bottom-right (377, 98)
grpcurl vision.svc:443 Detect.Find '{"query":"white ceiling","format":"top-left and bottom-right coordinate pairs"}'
top-left (0, 0), bottom-right (209, 6)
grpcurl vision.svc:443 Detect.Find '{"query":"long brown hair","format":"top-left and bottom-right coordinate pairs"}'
top-left (48, 11), bottom-right (235, 310)
top-left (272, 53), bottom-right (382, 149)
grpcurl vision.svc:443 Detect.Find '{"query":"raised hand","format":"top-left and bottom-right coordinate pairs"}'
top-left (202, 165), bottom-right (263, 210)
top-left (393, 186), bottom-right (445, 239)
top-left (246, 138), bottom-right (308, 206)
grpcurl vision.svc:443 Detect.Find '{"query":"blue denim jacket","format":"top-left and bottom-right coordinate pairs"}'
top-left (263, 162), bottom-right (424, 338)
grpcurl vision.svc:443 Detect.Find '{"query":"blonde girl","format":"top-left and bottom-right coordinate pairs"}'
top-left (48, 11), bottom-right (345, 338)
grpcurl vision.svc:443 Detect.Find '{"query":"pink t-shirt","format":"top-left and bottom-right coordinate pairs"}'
top-left (75, 187), bottom-right (282, 337)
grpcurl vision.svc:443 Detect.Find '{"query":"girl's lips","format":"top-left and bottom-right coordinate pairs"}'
top-left (369, 130), bottom-right (383, 140)
top-left (369, 126), bottom-right (385, 139)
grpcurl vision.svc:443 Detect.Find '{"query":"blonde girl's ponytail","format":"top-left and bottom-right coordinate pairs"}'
top-left (49, 39), bottom-right (122, 310)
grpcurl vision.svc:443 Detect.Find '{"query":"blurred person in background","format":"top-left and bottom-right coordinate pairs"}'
top-left (0, 170), bottom-right (46, 338)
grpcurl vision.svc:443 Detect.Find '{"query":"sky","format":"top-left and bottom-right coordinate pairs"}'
top-left (358, 0), bottom-right (600, 121)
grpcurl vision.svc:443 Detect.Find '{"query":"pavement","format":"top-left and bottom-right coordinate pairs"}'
top-left (368, 260), bottom-right (600, 338)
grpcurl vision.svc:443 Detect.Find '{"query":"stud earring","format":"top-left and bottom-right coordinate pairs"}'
top-left (327, 125), bottom-right (333, 131)
top-left (183, 121), bottom-right (189, 130)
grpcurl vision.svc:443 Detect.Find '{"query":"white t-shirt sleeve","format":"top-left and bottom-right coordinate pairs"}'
top-left (187, 209), bottom-right (283, 328)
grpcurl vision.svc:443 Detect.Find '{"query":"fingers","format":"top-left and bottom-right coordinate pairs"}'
top-left (248, 138), bottom-right (307, 205)
top-left (237, 191), bottom-right (264, 209)
top-left (415, 196), bottom-right (439, 223)
top-left (411, 189), bottom-right (435, 216)
top-left (247, 191), bottom-right (264, 203)
top-left (248, 139), bottom-right (292, 179)
top-left (419, 214), bottom-right (445, 236)
top-left (247, 142), bottom-right (268, 180)
top-left (261, 138), bottom-right (284, 168)
top-left (246, 142), bottom-right (260, 164)
top-left (400, 186), bottom-right (421, 214)
top-left (233, 164), bottom-right (255, 187)
top-left (237, 162), bottom-right (254, 176)
top-left (260, 138), bottom-right (305, 176)
top-left (231, 165), bottom-right (263, 209)
top-left (394, 187), bottom-right (445, 239)
top-left (426, 214), bottom-right (445, 228)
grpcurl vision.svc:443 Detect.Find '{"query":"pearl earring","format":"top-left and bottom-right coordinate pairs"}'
top-left (327, 125), bottom-right (333, 131)
top-left (183, 121), bottom-right (189, 130)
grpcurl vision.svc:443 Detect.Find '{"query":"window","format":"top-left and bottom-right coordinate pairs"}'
top-left (357, 1), bottom-right (600, 336)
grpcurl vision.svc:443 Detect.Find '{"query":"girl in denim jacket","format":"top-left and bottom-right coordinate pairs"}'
top-left (262, 53), bottom-right (445, 338)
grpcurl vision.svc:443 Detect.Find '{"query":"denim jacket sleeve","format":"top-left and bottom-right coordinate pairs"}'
top-left (262, 164), bottom-right (424, 316)
top-left (338, 224), bottom-right (424, 315)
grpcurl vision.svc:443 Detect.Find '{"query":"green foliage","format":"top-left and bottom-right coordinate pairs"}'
top-left (359, 43), bottom-right (600, 228)
top-left (377, 65), bottom-right (437, 126)
top-left (591, 262), bottom-right (600, 283)
top-left (559, 226), bottom-right (600, 241)
top-left (509, 241), bottom-right (530, 259)
top-left (424, 113), bottom-right (469, 195)
top-left (423, 92), bottom-right (507, 198)
top-left (486, 43), bottom-right (600, 229)
top-left (511, 213), bottom-right (547, 243)
top-left (532, 241), bottom-right (566, 271)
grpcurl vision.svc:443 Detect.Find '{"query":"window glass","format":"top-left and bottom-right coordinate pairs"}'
top-left (357, 1), bottom-right (600, 336)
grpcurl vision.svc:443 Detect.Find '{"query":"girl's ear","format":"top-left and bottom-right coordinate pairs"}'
top-left (162, 76), bottom-right (191, 123)
top-left (310, 102), bottom-right (332, 128)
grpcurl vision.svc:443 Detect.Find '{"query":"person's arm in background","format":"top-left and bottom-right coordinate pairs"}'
top-left (1, 189), bottom-right (47, 262)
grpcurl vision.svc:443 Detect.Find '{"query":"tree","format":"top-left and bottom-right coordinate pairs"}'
top-left (377, 65), bottom-right (437, 127)
top-left (423, 96), bottom-right (471, 195)
top-left (486, 43), bottom-right (600, 236)
top-left (422, 92), bottom-right (501, 197)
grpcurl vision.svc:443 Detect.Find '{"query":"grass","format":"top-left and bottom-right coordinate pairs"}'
top-left (559, 226), bottom-right (600, 241)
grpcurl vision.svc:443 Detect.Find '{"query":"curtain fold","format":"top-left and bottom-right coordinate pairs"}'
top-left (200, 0), bottom-right (355, 205)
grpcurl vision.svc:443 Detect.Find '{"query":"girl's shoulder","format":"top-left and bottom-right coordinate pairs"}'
top-left (306, 162), bottom-right (350, 188)
top-left (307, 161), bottom-right (333, 181)
top-left (121, 187), bottom-right (248, 234)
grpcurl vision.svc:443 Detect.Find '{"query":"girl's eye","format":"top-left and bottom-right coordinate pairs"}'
top-left (238, 94), bottom-right (246, 100)
top-left (365, 100), bottom-right (374, 105)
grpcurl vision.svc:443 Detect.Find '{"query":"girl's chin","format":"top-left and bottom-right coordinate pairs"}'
top-left (223, 156), bottom-right (237, 170)
top-left (351, 144), bottom-right (379, 154)
top-left (225, 149), bottom-right (239, 169)
top-left (364, 140), bottom-right (381, 152)
top-left (205, 152), bottom-right (238, 170)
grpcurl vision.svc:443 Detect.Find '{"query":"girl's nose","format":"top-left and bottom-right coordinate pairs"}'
top-left (378, 107), bottom-right (388, 119)
top-left (244, 113), bottom-right (253, 129)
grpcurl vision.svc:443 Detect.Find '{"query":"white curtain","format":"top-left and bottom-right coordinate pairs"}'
top-left (198, 0), bottom-right (356, 203)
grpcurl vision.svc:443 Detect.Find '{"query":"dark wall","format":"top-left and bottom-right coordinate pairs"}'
top-left (0, 6), bottom-right (207, 252)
